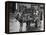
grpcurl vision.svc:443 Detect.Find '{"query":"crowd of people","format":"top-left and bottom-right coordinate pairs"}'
top-left (9, 3), bottom-right (44, 32)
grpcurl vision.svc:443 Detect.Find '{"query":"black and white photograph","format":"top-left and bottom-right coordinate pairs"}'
top-left (5, 1), bottom-right (45, 34)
